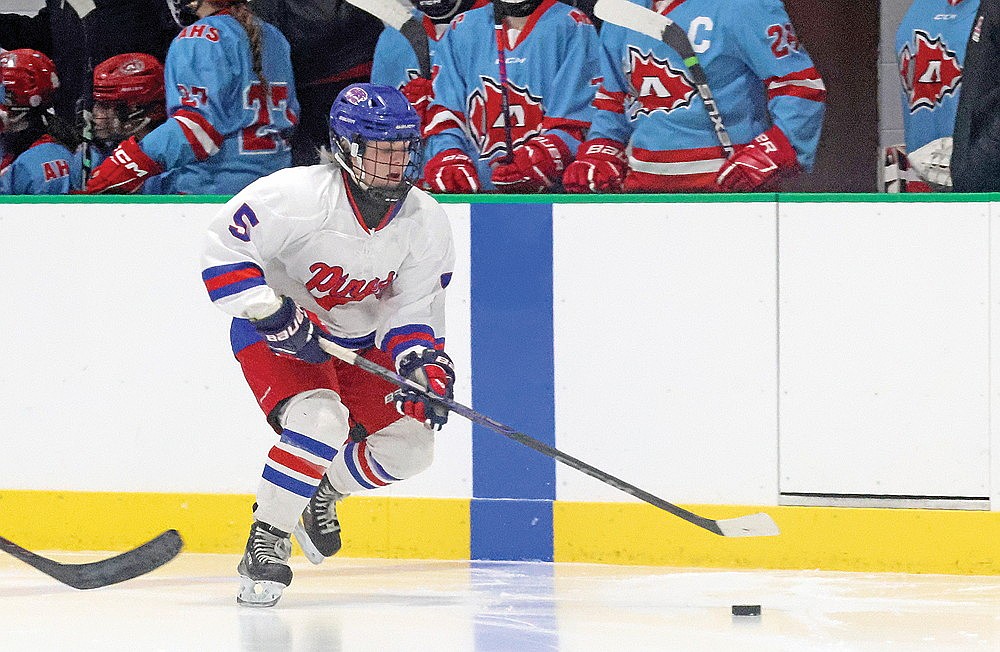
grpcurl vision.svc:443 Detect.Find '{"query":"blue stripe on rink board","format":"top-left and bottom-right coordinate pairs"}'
top-left (470, 203), bottom-right (555, 562)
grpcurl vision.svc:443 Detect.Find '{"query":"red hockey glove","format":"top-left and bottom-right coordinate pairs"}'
top-left (395, 349), bottom-right (455, 430)
top-left (716, 126), bottom-right (799, 192)
top-left (424, 148), bottom-right (481, 193)
top-left (562, 138), bottom-right (627, 193)
top-left (85, 136), bottom-right (163, 194)
top-left (491, 134), bottom-right (571, 193)
top-left (400, 76), bottom-right (434, 128)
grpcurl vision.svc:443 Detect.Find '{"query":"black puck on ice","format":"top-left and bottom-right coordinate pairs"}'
top-left (732, 604), bottom-right (761, 616)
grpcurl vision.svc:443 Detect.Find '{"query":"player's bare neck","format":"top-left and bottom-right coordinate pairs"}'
top-left (504, 16), bottom-right (529, 30)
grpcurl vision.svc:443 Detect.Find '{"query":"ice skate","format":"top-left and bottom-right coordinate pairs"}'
top-left (236, 521), bottom-right (293, 607)
top-left (293, 475), bottom-right (347, 565)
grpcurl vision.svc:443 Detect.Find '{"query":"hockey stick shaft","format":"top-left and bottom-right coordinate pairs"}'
top-left (318, 338), bottom-right (778, 537)
top-left (593, 0), bottom-right (733, 155)
top-left (0, 529), bottom-right (183, 589)
top-left (493, 7), bottom-right (516, 164)
top-left (345, 0), bottom-right (431, 78)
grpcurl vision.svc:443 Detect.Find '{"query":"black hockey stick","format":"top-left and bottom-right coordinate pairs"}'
top-left (593, 0), bottom-right (733, 155)
top-left (493, 5), bottom-right (516, 164)
top-left (318, 338), bottom-right (778, 537)
top-left (0, 529), bottom-right (183, 590)
top-left (345, 0), bottom-right (432, 78)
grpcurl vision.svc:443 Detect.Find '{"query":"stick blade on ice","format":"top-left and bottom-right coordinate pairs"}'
top-left (0, 529), bottom-right (183, 590)
top-left (715, 513), bottom-right (780, 537)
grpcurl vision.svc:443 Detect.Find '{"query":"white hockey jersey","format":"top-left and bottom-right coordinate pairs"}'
top-left (201, 165), bottom-right (455, 363)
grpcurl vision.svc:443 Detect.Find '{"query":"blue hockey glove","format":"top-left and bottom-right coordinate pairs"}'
top-left (252, 296), bottom-right (331, 364)
top-left (395, 349), bottom-right (455, 430)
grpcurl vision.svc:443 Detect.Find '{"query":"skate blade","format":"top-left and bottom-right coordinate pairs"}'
top-left (237, 577), bottom-right (285, 607)
top-left (292, 522), bottom-right (326, 566)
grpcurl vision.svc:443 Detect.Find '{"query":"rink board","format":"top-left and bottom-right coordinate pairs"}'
top-left (2, 193), bottom-right (1000, 574)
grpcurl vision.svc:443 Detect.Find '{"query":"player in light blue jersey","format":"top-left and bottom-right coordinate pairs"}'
top-left (422, 0), bottom-right (600, 193)
top-left (889, 0), bottom-right (979, 191)
top-left (371, 0), bottom-right (486, 135)
top-left (77, 53), bottom-right (169, 193)
top-left (565, 0), bottom-right (826, 193)
top-left (85, 0), bottom-right (299, 195)
top-left (0, 49), bottom-right (81, 195)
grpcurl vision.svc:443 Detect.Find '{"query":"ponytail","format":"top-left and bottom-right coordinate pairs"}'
top-left (228, 2), bottom-right (269, 89)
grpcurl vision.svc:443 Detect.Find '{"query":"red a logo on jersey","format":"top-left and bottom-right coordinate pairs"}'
top-left (627, 46), bottom-right (697, 116)
top-left (899, 30), bottom-right (962, 112)
top-left (467, 77), bottom-right (545, 159)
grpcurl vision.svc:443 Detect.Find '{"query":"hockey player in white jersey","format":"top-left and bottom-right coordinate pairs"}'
top-left (201, 83), bottom-right (456, 606)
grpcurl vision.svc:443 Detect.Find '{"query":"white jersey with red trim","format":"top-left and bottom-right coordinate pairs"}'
top-left (591, 0), bottom-right (825, 191)
top-left (140, 13), bottom-right (300, 195)
top-left (423, 0), bottom-right (601, 189)
top-left (201, 165), bottom-right (455, 364)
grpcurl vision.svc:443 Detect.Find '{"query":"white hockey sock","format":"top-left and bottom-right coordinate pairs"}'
top-left (255, 427), bottom-right (338, 532)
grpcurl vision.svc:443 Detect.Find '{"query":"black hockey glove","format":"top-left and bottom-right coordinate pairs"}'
top-left (252, 296), bottom-right (331, 364)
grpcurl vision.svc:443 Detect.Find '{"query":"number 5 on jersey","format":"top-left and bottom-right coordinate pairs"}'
top-left (229, 203), bottom-right (259, 242)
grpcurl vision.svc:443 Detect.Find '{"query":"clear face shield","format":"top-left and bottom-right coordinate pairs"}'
top-left (0, 88), bottom-right (31, 134)
top-left (91, 101), bottom-right (150, 147)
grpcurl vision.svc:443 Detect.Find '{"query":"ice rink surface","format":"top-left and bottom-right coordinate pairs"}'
top-left (2, 552), bottom-right (999, 651)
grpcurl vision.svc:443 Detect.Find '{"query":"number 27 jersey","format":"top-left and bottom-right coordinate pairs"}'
top-left (140, 13), bottom-right (300, 195)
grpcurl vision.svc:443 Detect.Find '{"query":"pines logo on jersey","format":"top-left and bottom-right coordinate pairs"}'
top-left (627, 47), bottom-right (697, 117)
top-left (899, 30), bottom-right (962, 112)
top-left (467, 77), bottom-right (544, 159)
top-left (306, 263), bottom-right (395, 310)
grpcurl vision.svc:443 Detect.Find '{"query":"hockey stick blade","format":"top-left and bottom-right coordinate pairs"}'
top-left (715, 512), bottom-right (780, 537)
top-left (345, 0), bottom-right (431, 78)
top-left (0, 529), bottom-right (183, 590)
top-left (594, 0), bottom-right (672, 41)
top-left (317, 338), bottom-right (779, 537)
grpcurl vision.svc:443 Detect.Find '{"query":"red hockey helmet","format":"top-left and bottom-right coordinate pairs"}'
top-left (93, 53), bottom-right (165, 106)
top-left (0, 49), bottom-right (59, 109)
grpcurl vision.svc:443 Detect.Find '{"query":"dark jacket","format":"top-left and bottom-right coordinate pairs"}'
top-left (0, 1), bottom-right (177, 124)
top-left (251, 0), bottom-right (385, 165)
top-left (952, 0), bottom-right (1000, 192)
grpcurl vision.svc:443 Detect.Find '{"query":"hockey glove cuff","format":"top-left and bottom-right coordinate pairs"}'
top-left (395, 348), bottom-right (455, 431)
top-left (85, 136), bottom-right (163, 194)
top-left (252, 296), bottom-right (331, 364)
top-left (562, 138), bottom-right (627, 193)
top-left (424, 149), bottom-right (481, 193)
top-left (907, 136), bottom-right (953, 188)
top-left (716, 126), bottom-right (798, 192)
top-left (491, 134), bottom-right (572, 193)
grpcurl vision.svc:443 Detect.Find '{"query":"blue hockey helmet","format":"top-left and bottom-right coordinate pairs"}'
top-left (329, 83), bottom-right (422, 202)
